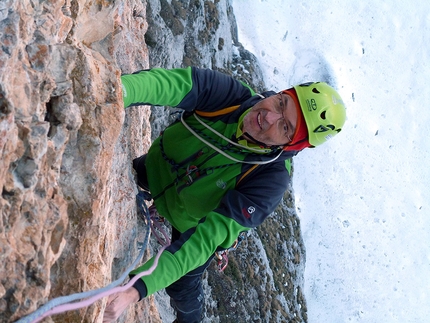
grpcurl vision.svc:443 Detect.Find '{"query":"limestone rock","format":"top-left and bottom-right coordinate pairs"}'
top-left (0, 0), bottom-right (157, 322)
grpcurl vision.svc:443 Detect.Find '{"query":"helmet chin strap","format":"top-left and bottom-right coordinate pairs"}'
top-left (239, 132), bottom-right (281, 150)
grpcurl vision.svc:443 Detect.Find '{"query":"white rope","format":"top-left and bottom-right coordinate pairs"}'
top-left (180, 112), bottom-right (282, 165)
top-left (192, 113), bottom-right (268, 153)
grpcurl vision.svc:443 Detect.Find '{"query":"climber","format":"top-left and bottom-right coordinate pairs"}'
top-left (102, 67), bottom-right (346, 323)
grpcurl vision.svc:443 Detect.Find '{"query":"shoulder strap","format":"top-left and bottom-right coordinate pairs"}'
top-left (236, 164), bottom-right (259, 186)
top-left (195, 105), bottom-right (240, 117)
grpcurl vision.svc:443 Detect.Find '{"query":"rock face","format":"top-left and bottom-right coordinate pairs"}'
top-left (1, 0), bottom-right (157, 322)
top-left (0, 0), bottom-right (307, 322)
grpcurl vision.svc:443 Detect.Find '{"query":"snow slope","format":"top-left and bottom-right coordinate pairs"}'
top-left (232, 1), bottom-right (430, 322)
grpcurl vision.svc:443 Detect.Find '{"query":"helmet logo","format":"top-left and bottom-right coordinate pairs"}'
top-left (306, 99), bottom-right (318, 111)
top-left (314, 124), bottom-right (335, 133)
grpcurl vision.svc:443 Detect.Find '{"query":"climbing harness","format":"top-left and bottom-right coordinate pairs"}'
top-left (15, 190), bottom-right (169, 323)
top-left (215, 232), bottom-right (246, 272)
top-left (153, 134), bottom-right (241, 200)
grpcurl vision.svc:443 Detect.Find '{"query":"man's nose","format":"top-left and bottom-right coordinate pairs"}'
top-left (265, 111), bottom-right (281, 125)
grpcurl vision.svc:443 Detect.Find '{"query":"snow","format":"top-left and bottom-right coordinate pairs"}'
top-left (231, 1), bottom-right (430, 322)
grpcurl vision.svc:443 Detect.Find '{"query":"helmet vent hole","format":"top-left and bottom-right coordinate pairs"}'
top-left (312, 88), bottom-right (320, 94)
top-left (320, 111), bottom-right (326, 119)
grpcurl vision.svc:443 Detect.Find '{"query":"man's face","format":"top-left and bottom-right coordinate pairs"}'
top-left (242, 92), bottom-right (298, 146)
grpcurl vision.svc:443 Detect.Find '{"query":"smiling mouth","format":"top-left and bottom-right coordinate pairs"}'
top-left (257, 113), bottom-right (262, 129)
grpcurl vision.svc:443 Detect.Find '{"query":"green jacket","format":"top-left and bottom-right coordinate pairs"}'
top-left (121, 67), bottom-right (295, 297)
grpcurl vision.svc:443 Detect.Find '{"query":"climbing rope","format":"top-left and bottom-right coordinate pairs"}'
top-left (15, 190), bottom-right (167, 323)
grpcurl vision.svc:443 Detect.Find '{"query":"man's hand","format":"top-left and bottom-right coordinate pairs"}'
top-left (102, 287), bottom-right (140, 322)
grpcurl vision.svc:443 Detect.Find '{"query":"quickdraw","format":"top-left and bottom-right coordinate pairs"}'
top-left (149, 204), bottom-right (165, 223)
top-left (185, 164), bottom-right (200, 185)
top-left (148, 204), bottom-right (170, 246)
top-left (215, 232), bottom-right (246, 272)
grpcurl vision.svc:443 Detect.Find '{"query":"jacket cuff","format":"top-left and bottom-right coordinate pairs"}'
top-left (130, 276), bottom-right (148, 301)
